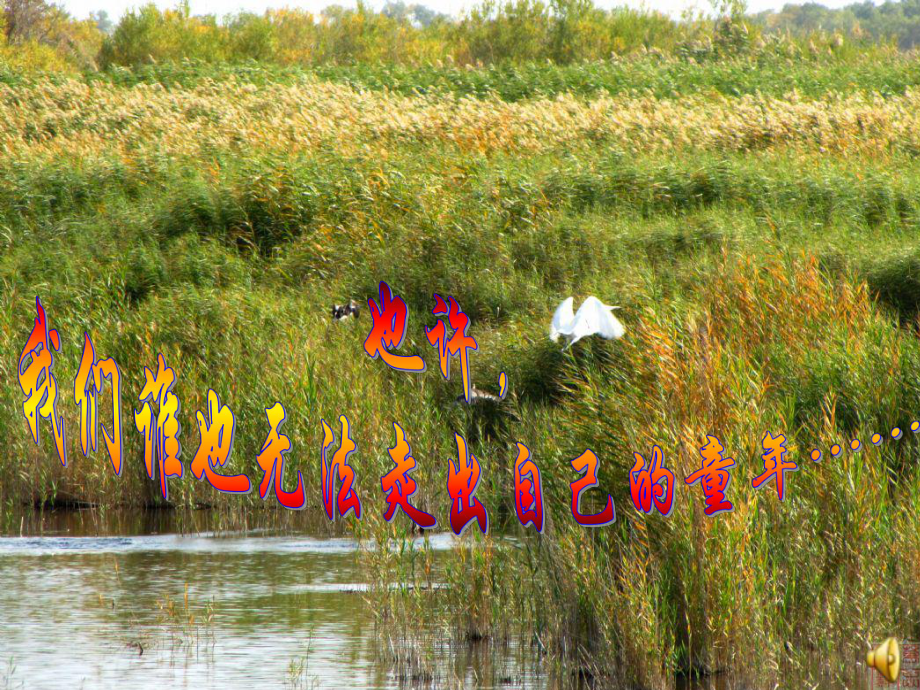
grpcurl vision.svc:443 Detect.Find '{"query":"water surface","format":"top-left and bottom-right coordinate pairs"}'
top-left (0, 509), bottom-right (877, 690)
top-left (0, 509), bottom-right (544, 690)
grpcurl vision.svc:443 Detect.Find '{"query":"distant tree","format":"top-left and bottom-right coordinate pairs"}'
top-left (754, 0), bottom-right (920, 49)
top-left (460, 0), bottom-right (554, 63)
top-left (410, 4), bottom-right (445, 27)
top-left (710, 0), bottom-right (747, 20)
top-left (2, 0), bottom-right (104, 68)
top-left (4, 0), bottom-right (54, 42)
top-left (382, 0), bottom-right (410, 21)
top-left (89, 8), bottom-right (111, 33)
top-left (320, 4), bottom-right (347, 21)
top-left (227, 11), bottom-right (276, 60)
top-left (382, 1), bottom-right (447, 27)
top-left (549, 0), bottom-right (593, 63)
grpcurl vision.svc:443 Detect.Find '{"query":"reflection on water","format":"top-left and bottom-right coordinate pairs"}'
top-left (0, 509), bottom-right (544, 690)
top-left (0, 509), bottom-right (874, 690)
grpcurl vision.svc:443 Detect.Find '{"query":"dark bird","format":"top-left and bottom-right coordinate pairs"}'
top-left (331, 300), bottom-right (360, 321)
top-left (452, 385), bottom-right (517, 444)
top-left (455, 386), bottom-right (503, 406)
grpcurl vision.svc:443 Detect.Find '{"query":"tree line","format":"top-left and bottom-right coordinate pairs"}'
top-left (755, 0), bottom-right (920, 50)
top-left (1, 0), bottom-right (917, 73)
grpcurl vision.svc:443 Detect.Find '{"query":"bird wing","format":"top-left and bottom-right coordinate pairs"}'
top-left (569, 297), bottom-right (625, 344)
top-left (550, 297), bottom-right (576, 341)
top-left (597, 306), bottom-right (625, 339)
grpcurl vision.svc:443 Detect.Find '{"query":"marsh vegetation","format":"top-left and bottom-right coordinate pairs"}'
top-left (2, 31), bottom-right (920, 688)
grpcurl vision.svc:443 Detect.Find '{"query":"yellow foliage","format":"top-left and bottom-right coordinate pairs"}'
top-left (0, 39), bottom-right (77, 72)
top-left (2, 78), bottom-right (918, 161)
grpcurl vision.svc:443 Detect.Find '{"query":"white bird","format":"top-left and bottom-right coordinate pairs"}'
top-left (550, 296), bottom-right (625, 348)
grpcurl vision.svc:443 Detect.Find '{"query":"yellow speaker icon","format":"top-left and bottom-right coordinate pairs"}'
top-left (868, 637), bottom-right (901, 683)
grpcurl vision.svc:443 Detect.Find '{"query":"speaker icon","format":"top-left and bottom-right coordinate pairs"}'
top-left (868, 637), bottom-right (901, 683)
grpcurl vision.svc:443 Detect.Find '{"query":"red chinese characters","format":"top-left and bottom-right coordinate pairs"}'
top-left (446, 433), bottom-right (488, 535)
top-left (256, 402), bottom-right (306, 509)
top-left (74, 332), bottom-right (122, 476)
top-left (380, 423), bottom-right (436, 529)
top-left (685, 435), bottom-right (735, 516)
top-left (191, 389), bottom-right (251, 495)
top-left (513, 442), bottom-right (544, 533)
top-left (905, 642), bottom-right (920, 666)
top-left (752, 431), bottom-right (797, 501)
top-left (134, 353), bottom-right (182, 501)
top-left (426, 294), bottom-right (478, 403)
top-left (569, 449), bottom-right (615, 527)
top-left (629, 444), bottom-right (674, 517)
top-left (901, 669), bottom-right (920, 690)
top-left (320, 415), bottom-right (362, 520)
top-left (364, 282), bottom-right (425, 373)
top-left (19, 297), bottom-right (67, 466)
top-left (14, 292), bottom-right (839, 530)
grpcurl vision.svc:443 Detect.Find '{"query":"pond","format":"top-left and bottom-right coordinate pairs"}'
top-left (0, 509), bottom-right (878, 690)
top-left (0, 509), bottom-right (549, 690)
